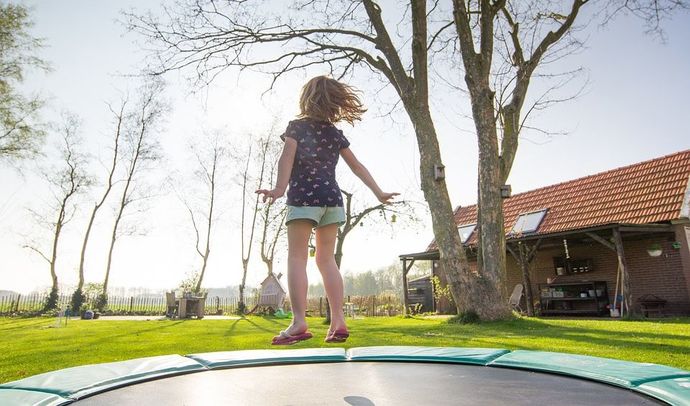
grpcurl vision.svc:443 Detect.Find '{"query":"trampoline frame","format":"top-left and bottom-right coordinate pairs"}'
top-left (1, 346), bottom-right (689, 405)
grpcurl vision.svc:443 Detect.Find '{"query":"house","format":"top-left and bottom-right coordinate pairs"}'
top-left (400, 150), bottom-right (690, 316)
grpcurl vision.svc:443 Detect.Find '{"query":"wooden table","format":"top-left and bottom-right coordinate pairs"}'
top-left (178, 296), bottom-right (205, 319)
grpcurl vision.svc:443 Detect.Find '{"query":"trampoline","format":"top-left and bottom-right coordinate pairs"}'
top-left (1, 346), bottom-right (689, 405)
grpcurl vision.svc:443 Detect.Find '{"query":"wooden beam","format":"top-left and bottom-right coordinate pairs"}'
top-left (508, 224), bottom-right (616, 242)
top-left (612, 227), bottom-right (633, 316)
top-left (526, 238), bottom-right (543, 262)
top-left (618, 225), bottom-right (673, 233)
top-left (506, 244), bottom-right (519, 261)
top-left (585, 232), bottom-right (616, 252)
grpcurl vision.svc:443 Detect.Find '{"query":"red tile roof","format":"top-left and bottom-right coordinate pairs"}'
top-left (444, 150), bottom-right (690, 246)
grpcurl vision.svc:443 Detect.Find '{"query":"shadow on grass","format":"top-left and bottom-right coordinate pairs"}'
top-left (239, 317), bottom-right (283, 335)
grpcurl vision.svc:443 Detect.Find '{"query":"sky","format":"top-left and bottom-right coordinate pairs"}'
top-left (1, 1), bottom-right (689, 295)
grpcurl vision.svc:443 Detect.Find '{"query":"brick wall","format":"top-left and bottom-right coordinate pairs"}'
top-left (506, 233), bottom-right (689, 316)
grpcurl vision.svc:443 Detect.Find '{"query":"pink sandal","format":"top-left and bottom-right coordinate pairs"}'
top-left (325, 329), bottom-right (349, 343)
top-left (271, 329), bottom-right (313, 345)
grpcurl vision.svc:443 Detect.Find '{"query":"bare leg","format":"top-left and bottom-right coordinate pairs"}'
top-left (285, 220), bottom-right (313, 335)
top-left (314, 223), bottom-right (347, 333)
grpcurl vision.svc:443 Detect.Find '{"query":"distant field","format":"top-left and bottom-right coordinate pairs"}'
top-left (1, 315), bottom-right (689, 383)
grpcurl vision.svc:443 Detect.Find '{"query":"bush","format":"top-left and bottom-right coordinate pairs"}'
top-left (42, 288), bottom-right (59, 312)
top-left (70, 289), bottom-right (86, 314)
top-left (94, 294), bottom-right (108, 312)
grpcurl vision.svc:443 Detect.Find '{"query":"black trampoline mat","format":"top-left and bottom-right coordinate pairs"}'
top-left (76, 362), bottom-right (665, 405)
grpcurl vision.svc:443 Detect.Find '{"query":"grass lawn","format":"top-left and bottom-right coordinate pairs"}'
top-left (1, 315), bottom-right (689, 384)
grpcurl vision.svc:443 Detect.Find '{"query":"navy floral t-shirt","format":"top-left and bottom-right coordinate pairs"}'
top-left (281, 118), bottom-right (350, 207)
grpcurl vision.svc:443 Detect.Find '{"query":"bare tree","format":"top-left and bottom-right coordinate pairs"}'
top-left (125, 0), bottom-right (474, 318)
top-left (325, 188), bottom-right (420, 322)
top-left (125, 0), bottom-right (687, 319)
top-left (257, 136), bottom-right (287, 277)
top-left (24, 114), bottom-right (90, 311)
top-left (336, 189), bottom-right (420, 269)
top-left (100, 80), bottom-right (166, 306)
top-left (236, 136), bottom-right (270, 312)
top-left (71, 101), bottom-right (125, 311)
top-left (259, 203), bottom-right (287, 276)
top-left (181, 133), bottom-right (226, 293)
top-left (448, 0), bottom-right (687, 318)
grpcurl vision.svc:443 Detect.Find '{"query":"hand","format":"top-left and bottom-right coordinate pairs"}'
top-left (255, 188), bottom-right (284, 204)
top-left (377, 192), bottom-right (399, 204)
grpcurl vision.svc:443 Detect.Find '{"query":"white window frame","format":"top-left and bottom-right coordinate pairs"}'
top-left (511, 209), bottom-right (548, 234)
top-left (457, 224), bottom-right (476, 243)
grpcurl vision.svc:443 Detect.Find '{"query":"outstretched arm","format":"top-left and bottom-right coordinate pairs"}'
top-left (340, 147), bottom-right (399, 204)
top-left (256, 138), bottom-right (297, 204)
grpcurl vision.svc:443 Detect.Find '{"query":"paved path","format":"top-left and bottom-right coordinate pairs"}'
top-left (93, 315), bottom-right (241, 321)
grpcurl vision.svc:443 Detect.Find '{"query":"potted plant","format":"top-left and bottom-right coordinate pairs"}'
top-left (646, 243), bottom-right (663, 257)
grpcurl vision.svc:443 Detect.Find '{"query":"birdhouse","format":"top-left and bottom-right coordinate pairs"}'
top-left (434, 164), bottom-right (445, 181)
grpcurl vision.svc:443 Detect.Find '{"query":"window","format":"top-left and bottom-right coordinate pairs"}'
top-left (457, 224), bottom-right (476, 243)
top-left (511, 209), bottom-right (547, 234)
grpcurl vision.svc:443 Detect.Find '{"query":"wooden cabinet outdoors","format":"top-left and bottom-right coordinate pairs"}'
top-left (539, 281), bottom-right (609, 316)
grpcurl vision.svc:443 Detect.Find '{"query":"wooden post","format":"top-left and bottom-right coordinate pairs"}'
top-left (507, 241), bottom-right (540, 316)
top-left (372, 295), bottom-right (376, 317)
top-left (612, 227), bottom-right (633, 316)
top-left (129, 296), bottom-right (134, 313)
top-left (319, 297), bottom-right (323, 317)
top-left (402, 258), bottom-right (414, 316)
top-left (15, 294), bottom-right (21, 313)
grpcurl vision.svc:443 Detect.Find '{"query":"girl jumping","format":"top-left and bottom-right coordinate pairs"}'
top-left (256, 75), bottom-right (398, 345)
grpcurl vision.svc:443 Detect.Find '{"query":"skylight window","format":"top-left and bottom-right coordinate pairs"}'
top-left (457, 224), bottom-right (476, 243)
top-left (511, 209), bottom-right (547, 234)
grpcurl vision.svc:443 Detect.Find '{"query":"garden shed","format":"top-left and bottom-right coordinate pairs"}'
top-left (400, 150), bottom-right (690, 317)
top-left (406, 276), bottom-right (434, 313)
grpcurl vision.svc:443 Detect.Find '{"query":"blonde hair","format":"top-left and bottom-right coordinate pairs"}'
top-left (298, 76), bottom-right (366, 125)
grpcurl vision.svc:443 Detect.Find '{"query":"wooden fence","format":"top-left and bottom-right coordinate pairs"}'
top-left (301, 294), bottom-right (403, 317)
top-left (0, 294), bottom-right (257, 316)
top-left (0, 293), bottom-right (402, 317)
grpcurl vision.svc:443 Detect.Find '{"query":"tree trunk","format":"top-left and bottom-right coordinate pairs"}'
top-left (195, 165), bottom-right (215, 293)
top-left (77, 106), bottom-right (121, 296)
top-left (196, 250), bottom-right (210, 293)
top-left (77, 206), bottom-right (99, 292)
top-left (103, 210), bottom-right (123, 295)
top-left (335, 229), bottom-right (346, 269)
top-left (407, 109), bottom-right (472, 315)
top-left (471, 94), bottom-right (511, 320)
top-left (49, 210), bottom-right (64, 300)
top-left (239, 258), bottom-right (249, 312)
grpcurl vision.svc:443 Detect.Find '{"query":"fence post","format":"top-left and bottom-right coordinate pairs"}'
top-left (129, 297), bottom-right (134, 313)
top-left (372, 295), bottom-right (376, 317)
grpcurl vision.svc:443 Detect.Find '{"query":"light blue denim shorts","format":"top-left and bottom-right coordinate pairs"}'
top-left (286, 205), bottom-right (346, 228)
